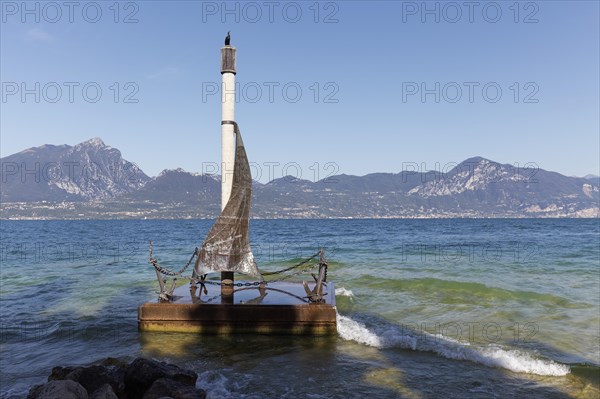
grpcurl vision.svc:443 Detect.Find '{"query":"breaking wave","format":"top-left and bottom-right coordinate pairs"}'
top-left (336, 313), bottom-right (570, 377)
top-left (335, 287), bottom-right (355, 298)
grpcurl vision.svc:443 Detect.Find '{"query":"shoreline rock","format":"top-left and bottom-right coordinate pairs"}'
top-left (27, 358), bottom-right (206, 399)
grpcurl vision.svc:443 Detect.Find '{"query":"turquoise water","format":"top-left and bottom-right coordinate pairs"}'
top-left (1, 219), bottom-right (598, 398)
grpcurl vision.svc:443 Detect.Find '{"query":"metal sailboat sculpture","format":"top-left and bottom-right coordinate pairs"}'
top-left (143, 33), bottom-right (334, 329)
top-left (193, 121), bottom-right (262, 280)
top-left (139, 34), bottom-right (336, 334)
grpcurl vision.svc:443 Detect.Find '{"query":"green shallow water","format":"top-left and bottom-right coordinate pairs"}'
top-left (1, 219), bottom-right (599, 398)
top-left (359, 276), bottom-right (590, 308)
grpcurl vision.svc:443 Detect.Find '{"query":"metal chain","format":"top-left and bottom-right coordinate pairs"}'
top-left (200, 280), bottom-right (264, 287)
top-left (149, 244), bottom-right (330, 303)
top-left (261, 252), bottom-right (320, 275)
top-left (149, 261), bottom-right (318, 284)
top-left (193, 261), bottom-right (318, 287)
top-left (149, 241), bottom-right (323, 283)
top-left (149, 241), bottom-right (198, 277)
top-left (195, 285), bottom-right (311, 304)
top-left (151, 259), bottom-right (318, 287)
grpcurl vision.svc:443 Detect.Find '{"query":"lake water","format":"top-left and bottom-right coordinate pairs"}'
top-left (1, 219), bottom-right (598, 398)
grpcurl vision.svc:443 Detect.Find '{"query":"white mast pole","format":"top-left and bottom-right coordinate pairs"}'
top-left (221, 34), bottom-right (236, 290)
top-left (221, 41), bottom-right (236, 210)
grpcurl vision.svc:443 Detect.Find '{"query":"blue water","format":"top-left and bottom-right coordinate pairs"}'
top-left (1, 219), bottom-right (598, 398)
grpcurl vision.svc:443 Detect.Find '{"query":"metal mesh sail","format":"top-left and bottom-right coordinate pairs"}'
top-left (193, 123), bottom-right (262, 279)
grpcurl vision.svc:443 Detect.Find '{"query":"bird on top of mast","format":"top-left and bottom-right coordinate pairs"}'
top-left (225, 31), bottom-right (231, 46)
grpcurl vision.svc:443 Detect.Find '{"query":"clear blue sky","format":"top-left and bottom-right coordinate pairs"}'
top-left (1, 1), bottom-right (599, 181)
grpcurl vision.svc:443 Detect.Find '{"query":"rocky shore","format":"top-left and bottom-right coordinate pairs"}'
top-left (26, 358), bottom-right (206, 399)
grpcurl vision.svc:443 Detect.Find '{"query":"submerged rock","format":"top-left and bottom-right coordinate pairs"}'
top-left (89, 384), bottom-right (118, 399)
top-left (27, 380), bottom-right (88, 399)
top-left (142, 378), bottom-right (207, 399)
top-left (30, 357), bottom-right (201, 399)
top-left (124, 358), bottom-right (197, 399)
top-left (49, 364), bottom-right (125, 398)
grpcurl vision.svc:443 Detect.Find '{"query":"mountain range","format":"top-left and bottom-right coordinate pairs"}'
top-left (1, 138), bottom-right (598, 219)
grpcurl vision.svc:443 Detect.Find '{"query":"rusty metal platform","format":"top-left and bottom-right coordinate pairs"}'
top-left (138, 281), bottom-right (337, 335)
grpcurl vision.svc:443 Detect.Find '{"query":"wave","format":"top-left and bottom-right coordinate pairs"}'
top-left (335, 287), bottom-right (354, 298)
top-left (196, 370), bottom-right (235, 399)
top-left (336, 313), bottom-right (570, 377)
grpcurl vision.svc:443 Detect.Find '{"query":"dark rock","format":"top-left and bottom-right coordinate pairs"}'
top-left (142, 378), bottom-right (206, 399)
top-left (49, 366), bottom-right (77, 381)
top-left (49, 365), bottom-right (125, 398)
top-left (26, 384), bottom-right (44, 399)
top-left (97, 357), bottom-right (129, 369)
top-left (27, 380), bottom-right (88, 399)
top-left (89, 384), bottom-right (119, 399)
top-left (124, 358), bottom-right (197, 399)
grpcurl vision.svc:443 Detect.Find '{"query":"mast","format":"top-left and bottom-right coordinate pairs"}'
top-left (221, 34), bottom-right (236, 290)
top-left (192, 34), bottom-right (260, 285)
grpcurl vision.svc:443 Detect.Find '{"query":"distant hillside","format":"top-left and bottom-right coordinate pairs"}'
top-left (0, 138), bottom-right (149, 202)
top-left (1, 138), bottom-right (598, 219)
top-left (584, 175), bottom-right (600, 186)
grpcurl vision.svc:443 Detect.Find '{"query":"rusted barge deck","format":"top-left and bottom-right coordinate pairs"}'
top-left (138, 281), bottom-right (337, 335)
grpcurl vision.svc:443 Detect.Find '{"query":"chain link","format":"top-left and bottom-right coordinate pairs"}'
top-left (149, 241), bottom-right (329, 303)
top-left (149, 241), bottom-right (198, 277)
top-left (194, 285), bottom-right (311, 304)
top-left (261, 252), bottom-right (320, 275)
top-left (149, 241), bottom-right (323, 283)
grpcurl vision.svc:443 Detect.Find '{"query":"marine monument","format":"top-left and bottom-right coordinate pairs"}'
top-left (138, 33), bottom-right (337, 334)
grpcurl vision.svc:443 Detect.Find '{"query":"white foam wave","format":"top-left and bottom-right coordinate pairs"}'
top-left (335, 287), bottom-right (355, 298)
top-left (336, 313), bottom-right (570, 376)
top-left (196, 370), bottom-right (235, 399)
top-left (477, 346), bottom-right (570, 376)
top-left (336, 314), bottom-right (381, 347)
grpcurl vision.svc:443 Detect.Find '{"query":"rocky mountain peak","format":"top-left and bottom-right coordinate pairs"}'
top-left (159, 168), bottom-right (188, 177)
top-left (1, 137), bottom-right (150, 202)
top-left (82, 137), bottom-right (106, 148)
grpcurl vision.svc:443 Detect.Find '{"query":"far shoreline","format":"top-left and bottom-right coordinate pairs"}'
top-left (1, 216), bottom-right (599, 221)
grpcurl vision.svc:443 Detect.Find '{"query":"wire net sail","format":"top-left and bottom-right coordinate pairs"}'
top-left (194, 122), bottom-right (262, 279)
